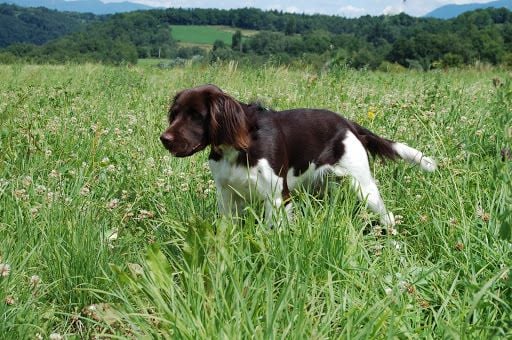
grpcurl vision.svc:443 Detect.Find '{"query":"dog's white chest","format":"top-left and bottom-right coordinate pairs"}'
top-left (209, 154), bottom-right (284, 201)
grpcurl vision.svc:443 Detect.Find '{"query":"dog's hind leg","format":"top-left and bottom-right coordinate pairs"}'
top-left (333, 131), bottom-right (395, 226)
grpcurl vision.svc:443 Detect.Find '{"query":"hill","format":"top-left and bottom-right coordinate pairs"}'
top-left (0, 3), bottom-right (102, 48)
top-left (4, 0), bottom-right (156, 15)
top-left (425, 0), bottom-right (512, 19)
top-left (1, 6), bottom-right (512, 69)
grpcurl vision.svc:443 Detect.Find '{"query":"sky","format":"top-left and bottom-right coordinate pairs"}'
top-left (103, 0), bottom-right (496, 17)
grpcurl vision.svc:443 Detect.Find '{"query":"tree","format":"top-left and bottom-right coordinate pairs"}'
top-left (231, 30), bottom-right (242, 52)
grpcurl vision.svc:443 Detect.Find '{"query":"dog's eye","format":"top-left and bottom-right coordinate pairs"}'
top-left (189, 110), bottom-right (203, 121)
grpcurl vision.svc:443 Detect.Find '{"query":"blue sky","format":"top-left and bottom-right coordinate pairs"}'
top-left (103, 0), bottom-right (495, 17)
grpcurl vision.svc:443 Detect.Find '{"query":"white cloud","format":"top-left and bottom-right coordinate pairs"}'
top-left (382, 5), bottom-right (404, 16)
top-left (338, 5), bottom-right (366, 18)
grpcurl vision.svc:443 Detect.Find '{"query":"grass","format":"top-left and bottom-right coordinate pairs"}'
top-left (0, 63), bottom-right (511, 338)
top-left (170, 25), bottom-right (256, 48)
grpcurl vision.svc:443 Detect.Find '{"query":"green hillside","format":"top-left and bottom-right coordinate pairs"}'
top-left (171, 25), bottom-right (233, 45)
top-left (170, 25), bottom-right (256, 47)
top-left (0, 3), bottom-right (102, 48)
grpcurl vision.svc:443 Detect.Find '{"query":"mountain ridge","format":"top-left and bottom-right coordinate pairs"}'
top-left (3, 0), bottom-right (156, 15)
top-left (425, 0), bottom-right (512, 19)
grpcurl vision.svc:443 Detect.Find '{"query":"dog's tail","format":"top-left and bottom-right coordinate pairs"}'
top-left (352, 122), bottom-right (437, 172)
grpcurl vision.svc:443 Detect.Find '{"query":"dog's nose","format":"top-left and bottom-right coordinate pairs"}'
top-left (160, 133), bottom-right (175, 145)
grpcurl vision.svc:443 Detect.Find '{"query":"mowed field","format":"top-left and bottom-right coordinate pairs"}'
top-left (171, 25), bottom-right (256, 48)
top-left (0, 63), bottom-right (511, 338)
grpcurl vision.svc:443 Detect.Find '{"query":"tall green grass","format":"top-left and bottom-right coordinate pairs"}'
top-left (0, 63), bottom-right (511, 338)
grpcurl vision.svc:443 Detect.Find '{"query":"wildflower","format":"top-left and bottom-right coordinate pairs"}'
top-left (30, 275), bottom-right (41, 288)
top-left (80, 186), bottom-right (90, 196)
top-left (398, 280), bottom-right (408, 292)
top-left (0, 263), bottom-right (10, 277)
top-left (106, 164), bottom-right (117, 173)
top-left (36, 186), bottom-right (47, 195)
top-left (127, 263), bottom-right (144, 276)
top-left (45, 149), bottom-right (52, 157)
top-left (48, 170), bottom-right (60, 179)
top-left (107, 229), bottom-right (118, 247)
top-left (390, 240), bottom-right (401, 250)
top-left (155, 178), bottom-right (165, 188)
top-left (121, 190), bottom-right (128, 199)
top-left (5, 296), bottom-right (15, 305)
top-left (475, 129), bottom-right (483, 137)
top-left (476, 205), bottom-right (490, 222)
top-left (367, 109), bottom-right (376, 120)
top-left (373, 225), bottom-right (384, 237)
top-left (22, 176), bottom-right (33, 187)
top-left (180, 182), bottom-right (189, 192)
top-left (394, 215), bottom-right (403, 225)
top-left (13, 189), bottom-right (29, 201)
top-left (372, 244), bottom-right (383, 256)
top-left (388, 226), bottom-right (398, 236)
top-left (146, 157), bottom-right (155, 168)
top-left (419, 215), bottom-right (428, 222)
top-left (138, 210), bottom-right (154, 219)
top-left (46, 191), bottom-right (56, 202)
top-left (30, 205), bottom-right (41, 216)
top-left (418, 299), bottom-right (430, 309)
top-left (384, 287), bottom-right (393, 295)
top-left (101, 157), bottom-right (110, 165)
top-left (163, 168), bottom-right (174, 176)
top-left (106, 198), bottom-right (119, 210)
top-left (49, 333), bottom-right (63, 340)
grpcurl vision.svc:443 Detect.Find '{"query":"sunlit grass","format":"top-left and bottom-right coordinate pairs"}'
top-left (0, 63), bottom-right (511, 338)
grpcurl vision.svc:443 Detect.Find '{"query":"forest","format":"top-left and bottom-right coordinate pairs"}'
top-left (1, 5), bottom-right (512, 69)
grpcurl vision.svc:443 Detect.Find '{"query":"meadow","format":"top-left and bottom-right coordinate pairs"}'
top-left (0, 62), bottom-right (511, 338)
top-left (170, 25), bottom-right (256, 48)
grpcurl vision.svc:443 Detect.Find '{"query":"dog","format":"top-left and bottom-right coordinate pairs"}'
top-left (160, 84), bottom-right (437, 226)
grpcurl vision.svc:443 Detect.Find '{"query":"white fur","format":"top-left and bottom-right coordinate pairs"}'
top-left (209, 131), bottom-right (435, 227)
top-left (392, 142), bottom-right (437, 172)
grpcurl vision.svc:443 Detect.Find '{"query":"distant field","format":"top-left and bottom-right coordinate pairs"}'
top-left (170, 25), bottom-right (257, 47)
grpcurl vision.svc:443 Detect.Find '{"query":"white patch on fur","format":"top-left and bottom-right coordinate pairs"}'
top-left (392, 142), bottom-right (437, 172)
top-left (335, 131), bottom-right (395, 226)
top-left (287, 163), bottom-right (332, 190)
top-left (209, 148), bottom-right (284, 223)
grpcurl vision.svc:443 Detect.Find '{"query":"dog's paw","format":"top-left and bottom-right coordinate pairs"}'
top-left (380, 211), bottom-right (396, 226)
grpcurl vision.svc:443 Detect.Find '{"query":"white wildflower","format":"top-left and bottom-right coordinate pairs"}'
top-left (0, 263), bottom-right (11, 277)
top-left (49, 333), bottom-right (63, 340)
top-left (80, 186), bottom-right (90, 196)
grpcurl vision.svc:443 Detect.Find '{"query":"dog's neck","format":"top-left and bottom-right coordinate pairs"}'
top-left (209, 144), bottom-right (242, 163)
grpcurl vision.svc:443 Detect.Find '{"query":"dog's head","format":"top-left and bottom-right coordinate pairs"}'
top-left (160, 84), bottom-right (250, 157)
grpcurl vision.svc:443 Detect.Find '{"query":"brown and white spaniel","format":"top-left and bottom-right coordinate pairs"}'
top-left (160, 84), bottom-right (436, 226)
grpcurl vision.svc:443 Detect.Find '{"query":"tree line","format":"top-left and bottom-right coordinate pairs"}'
top-left (1, 5), bottom-right (511, 69)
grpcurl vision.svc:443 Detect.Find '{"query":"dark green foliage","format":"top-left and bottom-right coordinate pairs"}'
top-left (0, 4), bottom-right (102, 48)
top-left (1, 5), bottom-right (512, 68)
top-left (1, 10), bottom-right (175, 64)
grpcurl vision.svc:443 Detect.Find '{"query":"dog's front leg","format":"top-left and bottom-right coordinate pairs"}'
top-left (264, 195), bottom-right (294, 228)
top-left (216, 185), bottom-right (244, 217)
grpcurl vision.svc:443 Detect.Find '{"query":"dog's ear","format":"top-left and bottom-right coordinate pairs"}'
top-left (208, 92), bottom-right (250, 150)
